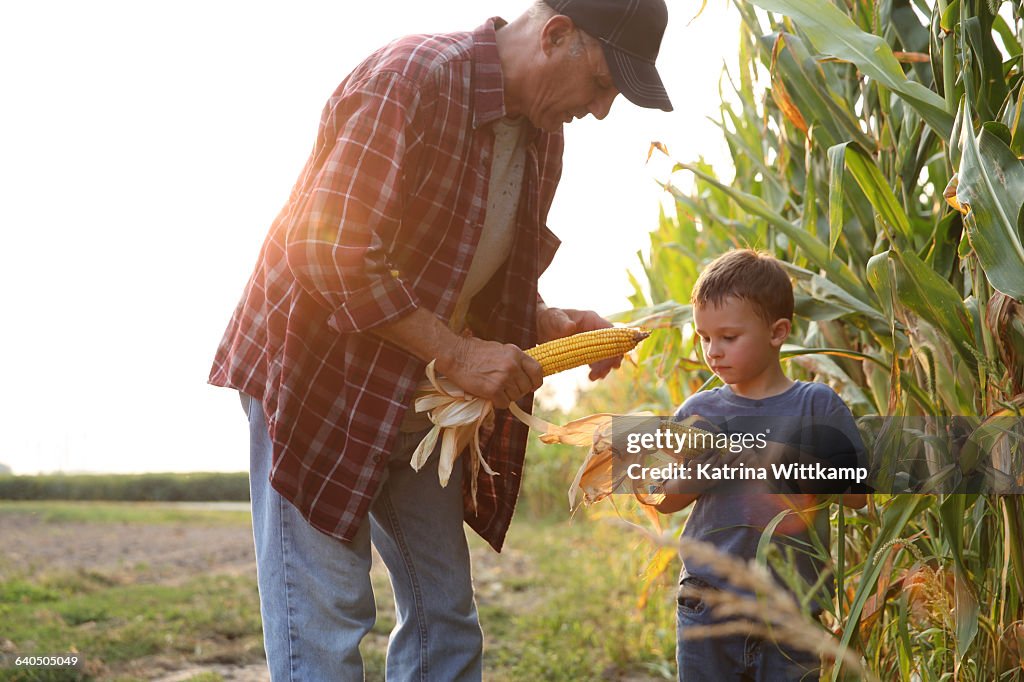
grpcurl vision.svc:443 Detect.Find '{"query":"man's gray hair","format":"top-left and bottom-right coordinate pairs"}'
top-left (527, 0), bottom-right (557, 22)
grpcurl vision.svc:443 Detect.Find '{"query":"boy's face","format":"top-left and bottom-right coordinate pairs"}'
top-left (693, 296), bottom-right (790, 388)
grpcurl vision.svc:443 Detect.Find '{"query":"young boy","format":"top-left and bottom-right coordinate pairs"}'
top-left (655, 249), bottom-right (867, 681)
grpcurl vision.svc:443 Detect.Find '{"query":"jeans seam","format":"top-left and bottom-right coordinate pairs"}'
top-left (279, 493), bottom-right (298, 681)
top-left (744, 634), bottom-right (759, 669)
top-left (381, 488), bottom-right (430, 681)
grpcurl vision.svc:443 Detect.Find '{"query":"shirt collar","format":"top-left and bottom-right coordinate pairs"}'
top-left (471, 17), bottom-right (510, 130)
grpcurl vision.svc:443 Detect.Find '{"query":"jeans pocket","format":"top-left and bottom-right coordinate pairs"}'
top-left (677, 577), bottom-right (712, 617)
top-left (677, 596), bottom-right (706, 617)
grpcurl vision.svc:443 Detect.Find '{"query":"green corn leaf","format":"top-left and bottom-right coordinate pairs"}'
top-left (957, 119), bottom-right (1024, 300)
top-left (866, 250), bottom-right (896, 321)
top-left (748, 0), bottom-right (954, 139)
top-left (827, 143), bottom-right (847, 255)
top-left (673, 162), bottom-right (868, 300)
top-left (1005, 89), bottom-right (1024, 158)
top-left (892, 248), bottom-right (979, 372)
top-left (992, 14), bottom-right (1022, 58)
top-left (937, 494), bottom-right (981, 660)
top-left (831, 495), bottom-right (932, 681)
top-left (801, 133), bottom-right (819, 238)
top-left (842, 143), bottom-right (915, 241)
top-left (782, 260), bottom-right (888, 322)
top-left (761, 32), bottom-right (876, 151)
top-left (940, 0), bottom-right (961, 32)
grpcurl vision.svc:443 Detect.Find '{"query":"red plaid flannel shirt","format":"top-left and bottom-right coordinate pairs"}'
top-left (209, 18), bottom-right (563, 551)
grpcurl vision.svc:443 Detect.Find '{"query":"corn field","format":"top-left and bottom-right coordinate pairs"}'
top-left (622, 0), bottom-right (1024, 677)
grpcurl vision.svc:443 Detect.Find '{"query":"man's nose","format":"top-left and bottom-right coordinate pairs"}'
top-left (589, 90), bottom-right (618, 120)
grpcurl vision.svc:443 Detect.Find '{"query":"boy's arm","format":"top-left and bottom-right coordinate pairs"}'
top-left (653, 447), bottom-right (743, 514)
top-left (654, 487), bottom-right (699, 514)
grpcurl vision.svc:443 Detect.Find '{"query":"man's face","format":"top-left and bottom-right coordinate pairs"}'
top-left (523, 22), bottom-right (619, 132)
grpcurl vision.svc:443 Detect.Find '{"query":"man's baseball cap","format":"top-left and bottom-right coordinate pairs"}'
top-left (543, 0), bottom-right (673, 111)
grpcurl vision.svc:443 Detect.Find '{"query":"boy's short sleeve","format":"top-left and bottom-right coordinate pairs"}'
top-left (672, 393), bottom-right (722, 434)
top-left (796, 389), bottom-right (870, 495)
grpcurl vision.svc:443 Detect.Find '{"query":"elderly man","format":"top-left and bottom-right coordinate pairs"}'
top-left (209, 0), bottom-right (672, 678)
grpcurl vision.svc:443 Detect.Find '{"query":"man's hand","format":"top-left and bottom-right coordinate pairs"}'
top-left (373, 308), bottom-right (542, 409)
top-left (536, 306), bottom-right (623, 380)
top-left (436, 336), bottom-right (543, 409)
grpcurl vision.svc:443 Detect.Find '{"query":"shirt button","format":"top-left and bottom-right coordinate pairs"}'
top-left (373, 454), bottom-right (383, 464)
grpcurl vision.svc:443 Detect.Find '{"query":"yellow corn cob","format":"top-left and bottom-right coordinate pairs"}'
top-left (525, 327), bottom-right (650, 376)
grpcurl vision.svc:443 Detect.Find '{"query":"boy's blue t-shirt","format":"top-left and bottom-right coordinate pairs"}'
top-left (673, 380), bottom-right (866, 608)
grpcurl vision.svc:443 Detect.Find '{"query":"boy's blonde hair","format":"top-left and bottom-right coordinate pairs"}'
top-left (690, 249), bottom-right (794, 323)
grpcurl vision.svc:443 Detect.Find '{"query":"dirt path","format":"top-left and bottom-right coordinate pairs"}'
top-left (0, 515), bottom-right (256, 585)
top-left (0, 507), bottom-right (536, 682)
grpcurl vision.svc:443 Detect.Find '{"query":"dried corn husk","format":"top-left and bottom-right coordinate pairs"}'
top-left (410, 327), bottom-right (650, 509)
top-left (409, 360), bottom-right (496, 510)
top-left (509, 405), bottom-right (716, 509)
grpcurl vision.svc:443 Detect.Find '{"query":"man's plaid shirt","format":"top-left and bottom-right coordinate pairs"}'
top-left (209, 18), bottom-right (563, 552)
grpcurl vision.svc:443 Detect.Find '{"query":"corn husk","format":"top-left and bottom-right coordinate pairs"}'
top-left (410, 327), bottom-right (651, 508)
top-left (409, 360), bottom-right (496, 510)
top-left (509, 405), bottom-right (716, 510)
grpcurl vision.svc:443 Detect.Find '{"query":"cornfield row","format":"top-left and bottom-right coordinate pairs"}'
top-left (622, 0), bottom-right (1024, 677)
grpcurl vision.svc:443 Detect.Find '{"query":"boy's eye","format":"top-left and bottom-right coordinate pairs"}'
top-left (723, 336), bottom-right (736, 341)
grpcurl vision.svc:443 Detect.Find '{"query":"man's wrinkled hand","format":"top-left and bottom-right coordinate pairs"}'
top-left (436, 336), bottom-right (543, 409)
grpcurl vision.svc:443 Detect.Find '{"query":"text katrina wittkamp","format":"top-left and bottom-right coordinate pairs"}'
top-left (627, 461), bottom-right (869, 484)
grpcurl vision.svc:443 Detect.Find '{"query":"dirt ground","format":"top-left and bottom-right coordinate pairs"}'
top-left (0, 511), bottom-right (266, 681)
top-left (0, 509), bottom-right (532, 682)
top-left (0, 514), bottom-right (256, 586)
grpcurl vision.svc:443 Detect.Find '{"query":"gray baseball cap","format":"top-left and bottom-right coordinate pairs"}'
top-left (543, 0), bottom-right (673, 111)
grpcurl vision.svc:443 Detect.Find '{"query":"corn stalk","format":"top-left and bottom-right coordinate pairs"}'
top-left (625, 0), bottom-right (1024, 677)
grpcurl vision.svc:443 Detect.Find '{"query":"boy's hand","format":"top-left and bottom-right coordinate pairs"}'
top-left (653, 447), bottom-right (744, 513)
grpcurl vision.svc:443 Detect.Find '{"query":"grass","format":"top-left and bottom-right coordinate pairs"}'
top-left (0, 571), bottom-right (263, 681)
top-left (473, 512), bottom-right (677, 681)
top-left (0, 501), bottom-right (679, 681)
top-left (0, 501), bottom-right (251, 528)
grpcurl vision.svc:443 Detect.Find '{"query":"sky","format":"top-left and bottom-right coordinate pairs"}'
top-left (0, 0), bottom-right (740, 475)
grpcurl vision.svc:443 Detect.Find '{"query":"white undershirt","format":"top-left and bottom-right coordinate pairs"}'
top-left (448, 116), bottom-right (527, 331)
top-left (400, 116), bottom-right (528, 432)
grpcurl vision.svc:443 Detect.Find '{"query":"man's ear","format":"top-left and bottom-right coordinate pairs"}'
top-left (540, 15), bottom-right (575, 55)
top-left (770, 318), bottom-right (791, 347)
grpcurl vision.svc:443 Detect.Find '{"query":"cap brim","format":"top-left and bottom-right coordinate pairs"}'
top-left (602, 45), bottom-right (673, 112)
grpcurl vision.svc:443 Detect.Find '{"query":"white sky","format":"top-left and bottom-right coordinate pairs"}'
top-left (0, 0), bottom-right (739, 475)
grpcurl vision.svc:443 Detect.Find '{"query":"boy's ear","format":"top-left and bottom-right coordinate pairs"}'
top-left (769, 318), bottom-right (791, 347)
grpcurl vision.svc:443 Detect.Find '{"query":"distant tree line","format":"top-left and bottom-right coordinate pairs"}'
top-left (0, 472), bottom-right (249, 501)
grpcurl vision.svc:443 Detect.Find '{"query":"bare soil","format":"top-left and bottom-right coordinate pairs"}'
top-left (0, 515), bottom-right (256, 585)
top-left (0, 509), bottom-right (534, 682)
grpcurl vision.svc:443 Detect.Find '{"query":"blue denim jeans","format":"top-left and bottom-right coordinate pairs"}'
top-left (676, 577), bottom-right (819, 681)
top-left (245, 395), bottom-right (482, 681)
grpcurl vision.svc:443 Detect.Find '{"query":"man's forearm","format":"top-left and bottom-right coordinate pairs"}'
top-left (371, 307), bottom-right (543, 408)
top-left (371, 307), bottom-right (463, 372)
